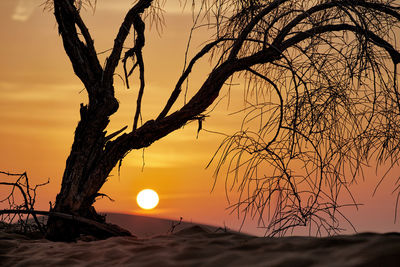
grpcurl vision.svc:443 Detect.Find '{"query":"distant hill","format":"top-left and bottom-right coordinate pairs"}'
top-left (105, 212), bottom-right (238, 238)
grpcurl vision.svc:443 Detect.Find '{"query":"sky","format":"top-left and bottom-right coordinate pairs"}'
top-left (0, 0), bottom-right (399, 236)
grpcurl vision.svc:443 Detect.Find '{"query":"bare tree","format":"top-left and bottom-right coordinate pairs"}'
top-left (41, 0), bottom-right (400, 240)
top-left (209, 0), bottom-right (400, 236)
top-left (0, 171), bottom-right (130, 239)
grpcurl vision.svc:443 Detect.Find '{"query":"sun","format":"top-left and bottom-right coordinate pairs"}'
top-left (136, 189), bottom-right (159, 210)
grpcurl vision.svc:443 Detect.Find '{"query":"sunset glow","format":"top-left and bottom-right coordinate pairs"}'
top-left (0, 0), bottom-right (399, 236)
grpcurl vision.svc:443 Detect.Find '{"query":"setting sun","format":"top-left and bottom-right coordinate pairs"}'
top-left (136, 189), bottom-right (159, 210)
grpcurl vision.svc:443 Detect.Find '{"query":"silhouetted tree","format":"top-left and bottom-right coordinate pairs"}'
top-left (44, 0), bottom-right (400, 240)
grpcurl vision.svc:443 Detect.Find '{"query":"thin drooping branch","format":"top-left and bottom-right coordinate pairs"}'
top-left (272, 0), bottom-right (400, 46)
top-left (280, 24), bottom-right (400, 64)
top-left (246, 67), bottom-right (283, 151)
top-left (202, 0), bottom-right (400, 236)
top-left (122, 11), bottom-right (146, 89)
top-left (228, 0), bottom-right (291, 60)
top-left (103, 0), bottom-right (153, 88)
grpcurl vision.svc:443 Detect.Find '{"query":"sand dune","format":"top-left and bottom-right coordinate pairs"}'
top-left (1, 214), bottom-right (399, 266)
top-left (104, 212), bottom-right (223, 238)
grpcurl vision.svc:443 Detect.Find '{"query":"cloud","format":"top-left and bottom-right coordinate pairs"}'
top-left (12, 0), bottom-right (36, 22)
top-left (96, 1), bottom-right (187, 14)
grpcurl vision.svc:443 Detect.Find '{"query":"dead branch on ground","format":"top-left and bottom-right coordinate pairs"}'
top-left (0, 171), bottom-right (48, 234)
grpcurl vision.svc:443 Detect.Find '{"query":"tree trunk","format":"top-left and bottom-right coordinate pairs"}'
top-left (45, 95), bottom-right (128, 241)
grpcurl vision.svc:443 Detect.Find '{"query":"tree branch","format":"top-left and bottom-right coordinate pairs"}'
top-left (281, 23), bottom-right (400, 64)
top-left (273, 0), bottom-right (400, 46)
top-left (157, 38), bottom-right (230, 120)
top-left (228, 0), bottom-right (291, 60)
top-left (246, 68), bottom-right (284, 152)
top-left (53, 0), bottom-right (102, 90)
top-left (103, 47), bottom-right (284, 168)
top-left (130, 15), bottom-right (146, 130)
top-left (103, 0), bottom-right (153, 87)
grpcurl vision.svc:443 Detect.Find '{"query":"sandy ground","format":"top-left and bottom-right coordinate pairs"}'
top-left (1, 214), bottom-right (399, 266)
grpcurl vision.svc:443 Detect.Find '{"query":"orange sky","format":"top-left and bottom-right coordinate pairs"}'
top-left (0, 0), bottom-right (399, 235)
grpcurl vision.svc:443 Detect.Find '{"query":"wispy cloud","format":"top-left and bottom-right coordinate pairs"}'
top-left (12, 0), bottom-right (36, 22)
top-left (96, 1), bottom-right (187, 14)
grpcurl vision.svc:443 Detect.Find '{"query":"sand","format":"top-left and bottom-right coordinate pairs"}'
top-left (1, 214), bottom-right (399, 266)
